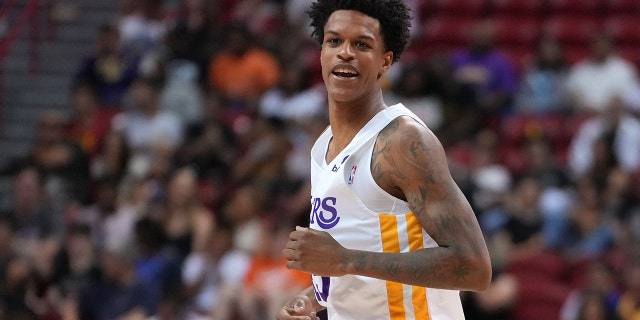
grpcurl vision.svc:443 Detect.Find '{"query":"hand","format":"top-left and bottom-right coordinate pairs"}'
top-left (276, 295), bottom-right (320, 320)
top-left (283, 226), bottom-right (349, 277)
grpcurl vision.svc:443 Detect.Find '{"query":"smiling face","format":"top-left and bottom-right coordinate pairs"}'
top-left (320, 10), bottom-right (393, 104)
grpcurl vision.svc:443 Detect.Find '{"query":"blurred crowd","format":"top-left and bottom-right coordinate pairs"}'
top-left (0, 0), bottom-right (639, 319)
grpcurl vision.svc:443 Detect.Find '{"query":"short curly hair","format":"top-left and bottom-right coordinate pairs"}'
top-left (307, 0), bottom-right (412, 63)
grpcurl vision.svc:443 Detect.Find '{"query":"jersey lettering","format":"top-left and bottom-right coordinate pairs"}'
top-left (310, 197), bottom-right (340, 229)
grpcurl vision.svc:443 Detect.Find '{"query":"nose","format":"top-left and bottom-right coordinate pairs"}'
top-left (337, 42), bottom-right (354, 61)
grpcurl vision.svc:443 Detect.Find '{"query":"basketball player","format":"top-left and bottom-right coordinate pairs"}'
top-left (278, 1), bottom-right (491, 319)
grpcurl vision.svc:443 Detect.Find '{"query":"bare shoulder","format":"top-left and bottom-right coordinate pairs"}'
top-left (371, 116), bottom-right (449, 201)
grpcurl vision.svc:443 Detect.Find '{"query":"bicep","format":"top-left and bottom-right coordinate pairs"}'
top-left (388, 121), bottom-right (482, 249)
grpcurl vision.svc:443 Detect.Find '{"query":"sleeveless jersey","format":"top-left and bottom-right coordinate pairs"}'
top-left (309, 104), bottom-right (465, 320)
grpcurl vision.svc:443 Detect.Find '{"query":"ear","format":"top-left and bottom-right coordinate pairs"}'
top-left (377, 51), bottom-right (394, 79)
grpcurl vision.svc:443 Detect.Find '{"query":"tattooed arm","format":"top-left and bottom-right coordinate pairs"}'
top-left (285, 116), bottom-right (491, 291)
top-left (366, 116), bottom-right (491, 290)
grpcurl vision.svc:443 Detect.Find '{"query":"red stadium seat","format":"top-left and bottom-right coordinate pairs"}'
top-left (604, 16), bottom-right (640, 45)
top-left (430, 0), bottom-right (490, 15)
top-left (547, 0), bottom-right (603, 14)
top-left (563, 44), bottom-right (591, 64)
top-left (422, 16), bottom-right (476, 46)
top-left (543, 15), bottom-right (602, 45)
top-left (606, 0), bottom-right (640, 13)
top-left (493, 17), bottom-right (541, 45)
top-left (491, 0), bottom-right (544, 15)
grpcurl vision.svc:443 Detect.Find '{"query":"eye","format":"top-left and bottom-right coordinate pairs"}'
top-left (326, 38), bottom-right (340, 46)
top-left (356, 42), bottom-right (371, 49)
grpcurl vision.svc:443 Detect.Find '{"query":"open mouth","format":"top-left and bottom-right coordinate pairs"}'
top-left (331, 66), bottom-right (359, 79)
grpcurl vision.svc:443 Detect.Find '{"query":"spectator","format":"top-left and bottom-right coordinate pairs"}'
top-left (567, 95), bottom-right (640, 178)
top-left (160, 167), bottom-right (215, 258)
top-left (1, 166), bottom-right (63, 253)
top-left (207, 23), bottom-right (281, 112)
top-left (65, 82), bottom-right (118, 159)
top-left (617, 263), bottom-right (640, 320)
top-left (54, 224), bottom-right (101, 299)
top-left (90, 130), bottom-right (130, 181)
top-left (159, 60), bottom-right (205, 126)
top-left (118, 0), bottom-right (167, 55)
top-left (114, 76), bottom-right (184, 179)
top-left (133, 218), bottom-right (181, 299)
top-left (515, 35), bottom-right (569, 114)
top-left (164, 0), bottom-right (220, 81)
top-left (259, 65), bottom-right (326, 123)
top-left (237, 221), bottom-right (311, 320)
top-left (0, 255), bottom-right (35, 319)
top-left (451, 18), bottom-right (518, 116)
top-left (76, 244), bottom-right (159, 320)
top-left (75, 23), bottom-right (140, 107)
top-left (566, 32), bottom-right (639, 114)
top-left (384, 62), bottom-right (444, 130)
top-left (28, 111), bottom-right (91, 206)
top-left (181, 223), bottom-right (251, 319)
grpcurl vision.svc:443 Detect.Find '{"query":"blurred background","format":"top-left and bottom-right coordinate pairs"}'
top-left (0, 0), bottom-right (639, 319)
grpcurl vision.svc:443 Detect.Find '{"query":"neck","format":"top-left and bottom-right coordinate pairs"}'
top-left (326, 90), bottom-right (386, 161)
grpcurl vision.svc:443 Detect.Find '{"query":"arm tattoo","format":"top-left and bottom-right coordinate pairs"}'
top-left (352, 251), bottom-right (368, 272)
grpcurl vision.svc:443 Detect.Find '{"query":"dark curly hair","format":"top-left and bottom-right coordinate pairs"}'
top-left (307, 0), bottom-right (412, 63)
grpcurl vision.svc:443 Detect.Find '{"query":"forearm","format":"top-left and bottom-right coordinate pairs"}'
top-left (340, 246), bottom-right (490, 291)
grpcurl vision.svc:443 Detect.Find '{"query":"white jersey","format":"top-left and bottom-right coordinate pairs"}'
top-left (309, 104), bottom-right (465, 320)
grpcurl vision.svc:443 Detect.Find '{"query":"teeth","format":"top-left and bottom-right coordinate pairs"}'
top-left (334, 68), bottom-right (357, 75)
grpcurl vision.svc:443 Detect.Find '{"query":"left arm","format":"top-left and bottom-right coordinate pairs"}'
top-left (285, 117), bottom-right (491, 291)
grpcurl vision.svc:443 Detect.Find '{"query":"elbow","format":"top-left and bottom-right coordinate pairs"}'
top-left (467, 253), bottom-right (492, 292)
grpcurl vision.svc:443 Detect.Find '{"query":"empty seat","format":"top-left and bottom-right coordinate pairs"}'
top-left (429, 0), bottom-right (490, 15)
top-left (422, 16), bottom-right (476, 46)
top-left (491, 0), bottom-right (544, 15)
top-left (543, 15), bottom-right (602, 45)
top-left (547, 0), bottom-right (603, 14)
top-left (604, 16), bottom-right (640, 45)
top-left (493, 17), bottom-right (541, 45)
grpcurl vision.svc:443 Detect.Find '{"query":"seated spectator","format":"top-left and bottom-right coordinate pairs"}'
top-left (1, 166), bottom-right (63, 253)
top-left (133, 218), bottom-right (181, 299)
top-left (90, 130), bottom-right (130, 181)
top-left (259, 65), bottom-right (326, 124)
top-left (75, 23), bottom-right (140, 107)
top-left (164, 0), bottom-right (220, 82)
top-left (568, 95), bottom-right (640, 178)
top-left (181, 223), bottom-right (251, 319)
top-left (159, 60), bottom-right (205, 126)
top-left (566, 32), bottom-right (639, 114)
top-left (384, 61), bottom-right (444, 130)
top-left (118, 0), bottom-right (167, 55)
top-left (237, 221), bottom-right (311, 320)
top-left (160, 167), bottom-right (215, 259)
top-left (65, 82), bottom-right (118, 159)
top-left (515, 35), bottom-right (569, 114)
top-left (617, 263), bottom-right (640, 320)
top-left (561, 261), bottom-right (621, 320)
top-left (76, 243), bottom-right (159, 319)
top-left (0, 255), bottom-right (35, 319)
top-left (27, 111), bottom-right (90, 206)
top-left (451, 18), bottom-right (517, 116)
top-left (54, 224), bottom-right (101, 299)
top-left (561, 178), bottom-right (615, 260)
top-left (114, 76), bottom-right (184, 179)
top-left (231, 117), bottom-right (291, 193)
top-left (208, 23), bottom-right (281, 112)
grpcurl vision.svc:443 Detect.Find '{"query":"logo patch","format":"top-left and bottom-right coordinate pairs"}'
top-left (348, 166), bottom-right (358, 185)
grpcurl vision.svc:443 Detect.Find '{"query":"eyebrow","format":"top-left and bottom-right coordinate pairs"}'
top-left (325, 30), bottom-right (375, 42)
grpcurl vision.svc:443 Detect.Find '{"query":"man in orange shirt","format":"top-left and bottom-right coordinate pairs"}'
top-left (208, 23), bottom-right (281, 103)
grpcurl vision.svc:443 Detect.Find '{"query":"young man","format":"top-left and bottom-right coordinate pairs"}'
top-left (278, 1), bottom-right (491, 319)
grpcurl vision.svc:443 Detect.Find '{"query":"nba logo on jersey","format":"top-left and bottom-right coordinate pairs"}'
top-left (348, 166), bottom-right (357, 184)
